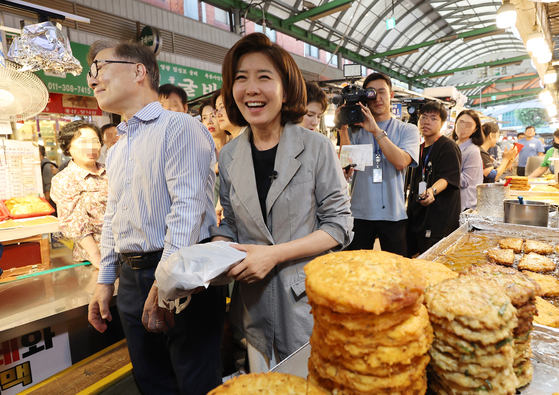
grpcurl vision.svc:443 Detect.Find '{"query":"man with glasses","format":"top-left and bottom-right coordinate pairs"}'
top-left (339, 72), bottom-right (419, 257)
top-left (405, 101), bottom-right (461, 257)
top-left (86, 40), bottom-right (224, 395)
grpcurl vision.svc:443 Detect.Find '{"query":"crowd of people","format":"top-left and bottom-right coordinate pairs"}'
top-left (44, 32), bottom-right (551, 395)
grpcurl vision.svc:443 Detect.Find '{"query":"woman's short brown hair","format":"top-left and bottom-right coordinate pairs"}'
top-left (59, 121), bottom-right (103, 157)
top-left (305, 81), bottom-right (327, 113)
top-left (221, 33), bottom-right (307, 127)
top-left (452, 109), bottom-right (484, 146)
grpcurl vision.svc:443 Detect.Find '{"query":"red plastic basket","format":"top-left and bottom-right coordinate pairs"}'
top-left (1, 198), bottom-right (55, 219)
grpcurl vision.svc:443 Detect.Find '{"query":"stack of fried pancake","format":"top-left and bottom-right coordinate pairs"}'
top-left (507, 176), bottom-right (530, 191)
top-left (461, 264), bottom-right (541, 388)
top-left (208, 372), bottom-right (327, 394)
top-left (425, 276), bottom-right (519, 394)
top-left (304, 250), bottom-right (432, 394)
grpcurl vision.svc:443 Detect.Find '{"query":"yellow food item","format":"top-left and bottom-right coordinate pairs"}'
top-left (522, 271), bottom-right (559, 297)
top-left (4, 197), bottom-right (52, 215)
top-left (207, 372), bottom-right (327, 395)
top-left (518, 253), bottom-right (556, 272)
top-left (411, 259), bottom-right (458, 287)
top-left (534, 297), bottom-right (559, 328)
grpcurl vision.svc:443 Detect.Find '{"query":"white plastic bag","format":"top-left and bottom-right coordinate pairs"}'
top-left (155, 241), bottom-right (246, 313)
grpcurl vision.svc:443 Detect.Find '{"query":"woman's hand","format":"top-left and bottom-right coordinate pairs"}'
top-left (227, 244), bottom-right (280, 283)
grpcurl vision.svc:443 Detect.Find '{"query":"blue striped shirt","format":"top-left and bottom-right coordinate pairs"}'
top-left (98, 101), bottom-right (217, 284)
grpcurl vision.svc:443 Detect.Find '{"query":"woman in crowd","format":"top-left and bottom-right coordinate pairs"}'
top-left (210, 33), bottom-right (353, 373)
top-left (199, 99), bottom-right (230, 208)
top-left (529, 129), bottom-right (559, 178)
top-left (480, 122), bottom-right (517, 183)
top-left (213, 88), bottom-right (244, 139)
top-left (298, 81), bottom-right (327, 132)
top-left (452, 109), bottom-right (483, 211)
top-left (51, 121), bottom-right (108, 269)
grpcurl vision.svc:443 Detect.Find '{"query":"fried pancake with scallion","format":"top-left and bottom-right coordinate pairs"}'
top-left (207, 372), bottom-right (328, 395)
top-left (411, 259), bottom-right (458, 287)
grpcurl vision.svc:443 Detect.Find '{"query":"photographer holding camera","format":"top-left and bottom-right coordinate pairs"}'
top-left (339, 72), bottom-right (419, 256)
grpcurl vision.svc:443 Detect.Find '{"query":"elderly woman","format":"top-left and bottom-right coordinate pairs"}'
top-left (452, 110), bottom-right (484, 211)
top-left (51, 121), bottom-right (108, 268)
top-left (210, 33), bottom-right (353, 373)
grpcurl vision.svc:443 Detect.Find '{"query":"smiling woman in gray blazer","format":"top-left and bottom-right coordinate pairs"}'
top-left (210, 33), bottom-right (353, 373)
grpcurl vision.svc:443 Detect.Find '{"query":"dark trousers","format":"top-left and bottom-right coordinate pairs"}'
top-left (517, 167), bottom-right (525, 176)
top-left (347, 219), bottom-right (407, 257)
top-left (406, 229), bottom-right (442, 258)
top-left (117, 261), bottom-right (226, 395)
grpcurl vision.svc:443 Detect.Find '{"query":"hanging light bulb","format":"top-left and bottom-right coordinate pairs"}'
top-left (540, 89), bottom-right (553, 105)
top-left (545, 66), bottom-right (558, 84)
top-left (538, 50), bottom-right (553, 64)
top-left (548, 104), bottom-right (557, 117)
top-left (496, 0), bottom-right (517, 29)
top-left (527, 30), bottom-right (546, 53)
top-left (324, 103), bottom-right (337, 127)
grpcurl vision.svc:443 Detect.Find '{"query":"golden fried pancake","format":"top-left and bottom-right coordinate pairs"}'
top-left (305, 250), bottom-right (425, 314)
top-left (430, 315), bottom-right (517, 345)
top-left (429, 346), bottom-right (510, 376)
top-left (522, 271), bottom-right (559, 297)
top-left (208, 372), bottom-right (328, 395)
top-left (430, 338), bottom-right (514, 368)
top-left (411, 259), bottom-right (458, 287)
top-left (518, 253), bottom-right (556, 272)
top-left (460, 263), bottom-right (540, 306)
top-left (524, 239), bottom-right (554, 255)
top-left (425, 277), bottom-right (516, 331)
top-left (498, 237), bottom-right (523, 253)
top-left (310, 352), bottom-right (429, 392)
top-left (515, 360), bottom-right (533, 388)
top-left (431, 364), bottom-right (519, 390)
top-left (534, 296), bottom-right (559, 328)
top-left (314, 304), bottom-right (430, 348)
top-left (310, 297), bottom-right (422, 332)
top-left (486, 249), bottom-right (515, 266)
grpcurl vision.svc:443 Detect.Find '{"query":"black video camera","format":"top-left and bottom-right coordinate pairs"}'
top-left (333, 85), bottom-right (377, 125)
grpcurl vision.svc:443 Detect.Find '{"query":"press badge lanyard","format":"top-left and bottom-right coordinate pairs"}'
top-left (418, 135), bottom-right (440, 195)
top-left (372, 118), bottom-right (393, 183)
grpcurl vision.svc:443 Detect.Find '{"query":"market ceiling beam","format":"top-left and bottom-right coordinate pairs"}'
top-left (456, 74), bottom-right (539, 90)
top-left (204, 0), bottom-right (427, 87)
top-left (410, 55), bottom-right (531, 80)
top-left (475, 87), bottom-right (542, 99)
top-left (366, 25), bottom-right (504, 61)
top-left (282, 0), bottom-right (354, 26)
top-left (477, 94), bottom-right (540, 108)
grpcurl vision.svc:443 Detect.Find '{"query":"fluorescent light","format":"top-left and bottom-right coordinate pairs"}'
top-left (496, 0), bottom-right (517, 29)
top-left (540, 89), bottom-right (553, 105)
top-left (545, 67), bottom-right (557, 84)
top-left (527, 30), bottom-right (546, 52)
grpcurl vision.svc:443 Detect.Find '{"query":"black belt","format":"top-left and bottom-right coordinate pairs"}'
top-left (120, 250), bottom-right (163, 270)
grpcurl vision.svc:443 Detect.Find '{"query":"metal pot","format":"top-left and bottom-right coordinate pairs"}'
top-left (504, 199), bottom-right (549, 227)
top-left (477, 184), bottom-right (510, 219)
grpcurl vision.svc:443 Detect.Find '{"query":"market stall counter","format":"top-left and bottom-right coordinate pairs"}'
top-left (0, 244), bottom-right (124, 394)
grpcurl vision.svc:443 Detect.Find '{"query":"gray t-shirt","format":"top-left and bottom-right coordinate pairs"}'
top-left (349, 118), bottom-right (420, 221)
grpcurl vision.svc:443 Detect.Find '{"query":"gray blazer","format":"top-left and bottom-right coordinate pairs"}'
top-left (210, 123), bottom-right (353, 361)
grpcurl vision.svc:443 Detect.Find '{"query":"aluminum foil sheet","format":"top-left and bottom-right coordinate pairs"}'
top-left (460, 208), bottom-right (559, 229)
top-left (7, 21), bottom-right (82, 76)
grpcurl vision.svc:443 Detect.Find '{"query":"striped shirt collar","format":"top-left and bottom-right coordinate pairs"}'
top-left (116, 101), bottom-right (164, 136)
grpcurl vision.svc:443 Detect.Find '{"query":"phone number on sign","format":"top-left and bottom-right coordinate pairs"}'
top-left (46, 83), bottom-right (92, 95)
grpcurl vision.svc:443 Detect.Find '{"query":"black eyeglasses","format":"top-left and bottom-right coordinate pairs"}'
top-left (88, 60), bottom-right (138, 78)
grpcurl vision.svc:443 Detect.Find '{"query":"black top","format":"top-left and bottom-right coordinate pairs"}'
top-left (407, 135), bottom-right (462, 238)
top-left (480, 147), bottom-right (494, 183)
top-left (251, 141), bottom-right (278, 226)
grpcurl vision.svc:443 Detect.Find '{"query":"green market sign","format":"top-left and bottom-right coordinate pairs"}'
top-left (35, 42), bottom-right (222, 100)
